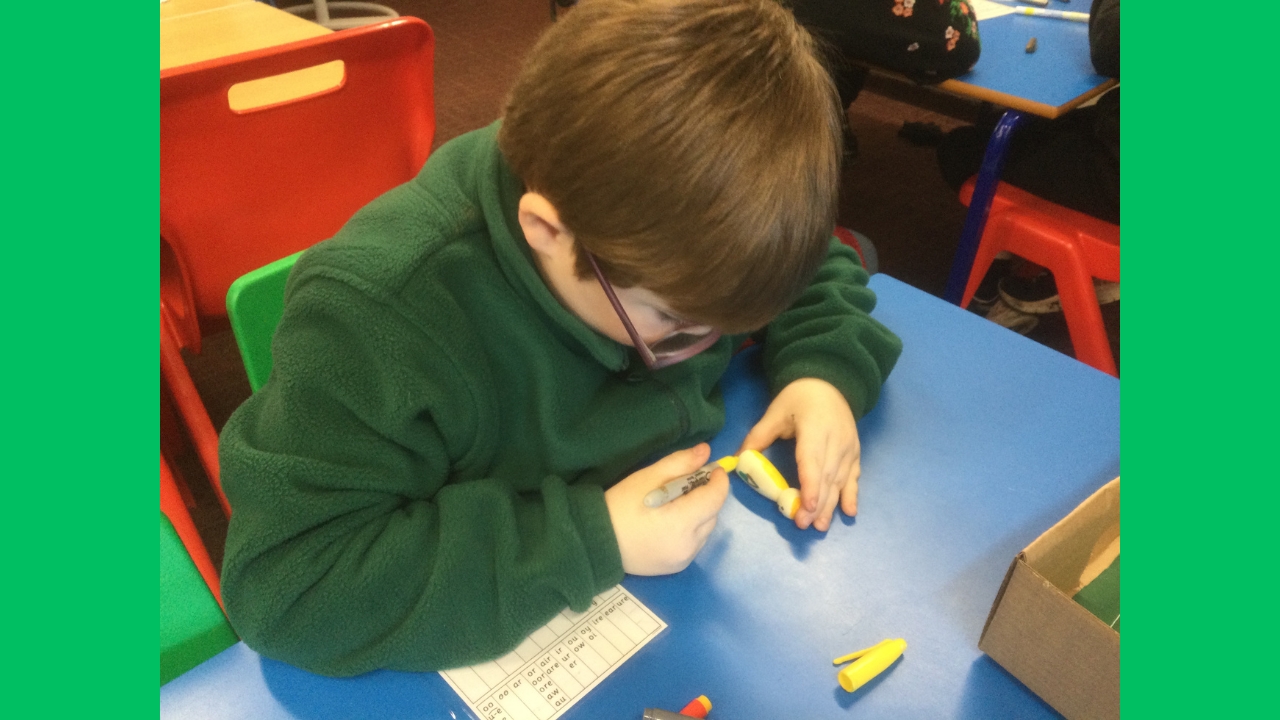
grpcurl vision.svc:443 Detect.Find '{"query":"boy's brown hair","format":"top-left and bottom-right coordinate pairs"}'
top-left (499, 0), bottom-right (842, 333)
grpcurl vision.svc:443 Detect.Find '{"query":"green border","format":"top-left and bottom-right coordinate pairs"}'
top-left (1126, 4), bottom-right (1261, 717)
top-left (6, 2), bottom-right (1245, 716)
top-left (1123, 6), bottom-right (1150, 718)
top-left (6, 3), bottom-right (152, 715)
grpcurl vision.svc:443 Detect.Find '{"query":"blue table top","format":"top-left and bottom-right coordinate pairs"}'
top-left (161, 275), bottom-right (1119, 719)
top-left (946, 11), bottom-right (1114, 118)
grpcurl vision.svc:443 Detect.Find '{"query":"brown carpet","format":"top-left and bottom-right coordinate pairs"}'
top-left (171, 0), bottom-right (1118, 566)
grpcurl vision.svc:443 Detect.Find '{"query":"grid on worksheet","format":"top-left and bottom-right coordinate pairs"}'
top-left (441, 586), bottom-right (666, 720)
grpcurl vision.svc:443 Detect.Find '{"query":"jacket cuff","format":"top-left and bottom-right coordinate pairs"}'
top-left (769, 353), bottom-right (874, 419)
top-left (566, 484), bottom-right (625, 598)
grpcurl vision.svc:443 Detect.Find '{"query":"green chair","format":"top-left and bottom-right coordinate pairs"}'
top-left (160, 513), bottom-right (238, 685)
top-left (226, 251), bottom-right (302, 393)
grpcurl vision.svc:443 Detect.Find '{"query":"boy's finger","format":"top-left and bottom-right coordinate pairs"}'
top-left (840, 477), bottom-right (859, 517)
top-left (832, 450), bottom-right (855, 498)
top-left (680, 518), bottom-right (717, 568)
top-left (692, 513), bottom-right (718, 544)
top-left (738, 405), bottom-right (792, 453)
top-left (795, 435), bottom-right (828, 514)
top-left (840, 463), bottom-right (861, 517)
top-left (812, 447), bottom-right (845, 531)
top-left (814, 485), bottom-right (841, 532)
top-left (652, 443), bottom-right (712, 483)
top-left (679, 467), bottom-right (730, 522)
top-left (810, 467), bottom-right (833, 528)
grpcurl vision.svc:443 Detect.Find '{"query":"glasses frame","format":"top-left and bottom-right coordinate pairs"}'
top-left (586, 252), bottom-right (721, 370)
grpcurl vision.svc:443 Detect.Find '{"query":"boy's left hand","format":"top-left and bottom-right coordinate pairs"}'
top-left (738, 378), bottom-right (860, 531)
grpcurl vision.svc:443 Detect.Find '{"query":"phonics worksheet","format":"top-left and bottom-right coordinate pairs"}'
top-left (440, 586), bottom-right (667, 720)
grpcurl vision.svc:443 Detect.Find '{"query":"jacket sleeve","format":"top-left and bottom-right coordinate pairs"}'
top-left (1089, 0), bottom-right (1120, 79)
top-left (218, 265), bottom-right (623, 677)
top-left (759, 237), bottom-right (903, 418)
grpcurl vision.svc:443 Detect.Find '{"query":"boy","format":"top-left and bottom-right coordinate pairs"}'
top-left (219, 0), bottom-right (902, 677)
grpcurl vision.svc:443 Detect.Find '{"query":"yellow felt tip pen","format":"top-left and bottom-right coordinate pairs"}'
top-left (833, 638), bottom-right (907, 693)
top-left (733, 450), bottom-right (801, 519)
top-left (1014, 7), bottom-right (1089, 22)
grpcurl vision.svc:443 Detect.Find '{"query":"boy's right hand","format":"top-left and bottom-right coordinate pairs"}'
top-left (604, 443), bottom-right (730, 576)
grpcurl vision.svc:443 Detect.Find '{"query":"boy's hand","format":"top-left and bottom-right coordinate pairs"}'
top-left (739, 378), bottom-right (860, 531)
top-left (605, 443), bottom-right (730, 576)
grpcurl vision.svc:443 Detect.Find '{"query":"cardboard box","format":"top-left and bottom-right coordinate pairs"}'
top-left (979, 478), bottom-right (1120, 720)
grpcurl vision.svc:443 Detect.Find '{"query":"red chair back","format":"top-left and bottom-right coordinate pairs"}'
top-left (160, 18), bottom-right (435, 351)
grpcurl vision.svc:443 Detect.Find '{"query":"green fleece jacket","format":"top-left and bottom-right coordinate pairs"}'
top-left (219, 122), bottom-right (902, 677)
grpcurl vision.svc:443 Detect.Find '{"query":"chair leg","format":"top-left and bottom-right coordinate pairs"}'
top-left (160, 386), bottom-right (198, 510)
top-left (161, 455), bottom-right (223, 608)
top-left (993, 212), bottom-right (1118, 376)
top-left (1055, 256), bottom-right (1118, 377)
top-left (160, 322), bottom-right (231, 517)
top-left (944, 110), bottom-right (1026, 304)
top-left (959, 212), bottom-right (1008, 309)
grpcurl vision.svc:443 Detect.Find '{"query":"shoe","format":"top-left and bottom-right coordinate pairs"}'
top-left (983, 298), bottom-right (1039, 335)
top-left (1094, 279), bottom-right (1120, 306)
top-left (969, 258), bottom-right (1013, 311)
top-left (1001, 272), bottom-right (1121, 315)
top-left (999, 271), bottom-right (1061, 315)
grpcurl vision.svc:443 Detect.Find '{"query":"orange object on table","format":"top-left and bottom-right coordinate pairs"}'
top-left (679, 695), bottom-right (712, 718)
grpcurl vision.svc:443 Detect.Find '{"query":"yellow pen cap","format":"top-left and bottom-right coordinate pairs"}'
top-left (835, 638), bottom-right (906, 693)
top-left (715, 456), bottom-right (738, 472)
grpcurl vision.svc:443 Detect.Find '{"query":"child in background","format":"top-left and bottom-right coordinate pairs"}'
top-left (218, 0), bottom-right (902, 676)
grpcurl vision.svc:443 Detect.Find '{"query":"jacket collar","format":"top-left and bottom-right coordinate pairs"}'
top-left (478, 122), bottom-right (632, 372)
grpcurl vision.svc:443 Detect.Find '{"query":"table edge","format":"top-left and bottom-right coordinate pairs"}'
top-left (937, 77), bottom-right (1118, 120)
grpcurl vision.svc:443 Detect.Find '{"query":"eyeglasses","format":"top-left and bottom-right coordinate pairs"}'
top-left (586, 253), bottom-right (722, 370)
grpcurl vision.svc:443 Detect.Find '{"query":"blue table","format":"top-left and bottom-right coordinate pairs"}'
top-left (943, 10), bottom-right (1114, 120)
top-left (160, 275), bottom-right (1120, 719)
top-left (938, 9), bottom-right (1117, 303)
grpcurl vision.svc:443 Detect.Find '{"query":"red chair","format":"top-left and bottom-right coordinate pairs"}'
top-left (160, 18), bottom-right (436, 510)
top-left (833, 226), bottom-right (871, 272)
top-left (958, 178), bottom-right (1119, 377)
top-left (161, 454), bottom-right (223, 607)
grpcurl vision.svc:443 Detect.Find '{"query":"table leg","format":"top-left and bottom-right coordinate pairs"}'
top-left (943, 110), bottom-right (1025, 305)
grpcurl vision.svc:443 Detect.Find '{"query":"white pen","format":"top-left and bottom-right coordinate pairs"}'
top-left (1015, 7), bottom-right (1089, 22)
top-left (642, 457), bottom-right (736, 508)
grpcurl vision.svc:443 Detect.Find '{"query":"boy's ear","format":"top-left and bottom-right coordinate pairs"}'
top-left (518, 192), bottom-right (574, 258)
